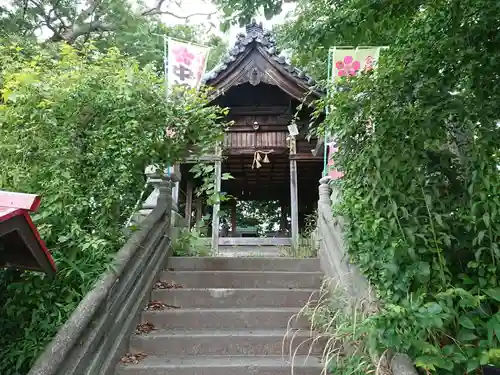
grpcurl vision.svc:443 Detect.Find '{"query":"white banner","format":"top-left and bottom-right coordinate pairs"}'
top-left (331, 47), bottom-right (381, 81)
top-left (167, 38), bottom-right (209, 92)
top-left (325, 47), bottom-right (384, 180)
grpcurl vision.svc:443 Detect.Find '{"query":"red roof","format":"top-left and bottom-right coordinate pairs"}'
top-left (0, 207), bottom-right (25, 223)
top-left (0, 190), bottom-right (56, 275)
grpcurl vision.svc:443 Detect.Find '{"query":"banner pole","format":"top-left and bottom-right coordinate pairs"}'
top-left (323, 48), bottom-right (333, 177)
top-left (163, 35), bottom-right (168, 99)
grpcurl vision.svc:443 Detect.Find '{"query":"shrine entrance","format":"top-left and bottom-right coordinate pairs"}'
top-left (179, 21), bottom-right (325, 251)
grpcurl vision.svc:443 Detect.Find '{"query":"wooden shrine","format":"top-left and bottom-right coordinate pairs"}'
top-left (0, 190), bottom-right (57, 276)
top-left (179, 20), bottom-right (325, 249)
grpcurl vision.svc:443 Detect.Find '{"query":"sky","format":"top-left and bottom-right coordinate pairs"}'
top-left (155, 0), bottom-right (297, 43)
top-left (0, 0), bottom-right (296, 48)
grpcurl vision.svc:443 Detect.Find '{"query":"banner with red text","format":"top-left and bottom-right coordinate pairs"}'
top-left (325, 47), bottom-right (383, 180)
top-left (167, 38), bottom-right (209, 92)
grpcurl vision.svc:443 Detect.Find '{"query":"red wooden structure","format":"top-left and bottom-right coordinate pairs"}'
top-left (0, 190), bottom-right (57, 276)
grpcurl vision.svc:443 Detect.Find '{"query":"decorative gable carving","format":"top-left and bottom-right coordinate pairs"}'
top-left (203, 19), bottom-right (324, 102)
top-left (233, 61), bottom-right (275, 87)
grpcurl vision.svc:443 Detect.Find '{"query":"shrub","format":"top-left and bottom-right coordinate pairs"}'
top-left (318, 1), bottom-right (500, 373)
top-left (0, 41), bottom-right (227, 374)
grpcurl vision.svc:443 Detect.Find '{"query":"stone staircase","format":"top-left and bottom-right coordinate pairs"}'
top-left (115, 255), bottom-right (325, 375)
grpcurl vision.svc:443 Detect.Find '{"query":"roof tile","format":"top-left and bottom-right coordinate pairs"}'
top-left (202, 19), bottom-right (324, 94)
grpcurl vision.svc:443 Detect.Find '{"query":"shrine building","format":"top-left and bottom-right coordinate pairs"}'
top-left (178, 20), bottom-right (325, 250)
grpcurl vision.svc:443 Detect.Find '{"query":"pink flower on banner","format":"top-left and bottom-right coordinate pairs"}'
top-left (196, 54), bottom-right (206, 81)
top-left (336, 56), bottom-right (361, 77)
top-left (364, 56), bottom-right (375, 71)
top-left (173, 46), bottom-right (194, 66)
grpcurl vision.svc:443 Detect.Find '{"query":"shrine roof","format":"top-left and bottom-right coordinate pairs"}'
top-left (202, 20), bottom-right (324, 101)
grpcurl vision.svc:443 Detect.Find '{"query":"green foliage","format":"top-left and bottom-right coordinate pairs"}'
top-left (190, 162), bottom-right (234, 205)
top-left (279, 0), bottom-right (500, 373)
top-left (230, 200), bottom-right (282, 235)
top-left (0, 41), bottom-right (227, 374)
top-left (275, 0), bottom-right (425, 81)
top-left (488, 349), bottom-right (500, 367)
top-left (95, 21), bottom-right (228, 72)
top-left (0, 0), bottom-right (228, 71)
top-left (213, 0), bottom-right (284, 31)
top-left (172, 228), bottom-right (211, 256)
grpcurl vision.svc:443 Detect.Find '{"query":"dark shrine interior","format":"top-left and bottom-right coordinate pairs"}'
top-left (178, 81), bottom-right (324, 235)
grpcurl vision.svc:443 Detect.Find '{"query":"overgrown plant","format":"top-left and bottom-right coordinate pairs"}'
top-left (283, 278), bottom-right (382, 375)
top-left (277, 0), bottom-right (500, 373)
top-left (190, 162), bottom-right (234, 205)
top-left (0, 41), bottom-right (228, 374)
top-left (281, 211), bottom-right (319, 258)
top-left (172, 228), bottom-right (211, 257)
top-left (321, 5), bottom-right (500, 375)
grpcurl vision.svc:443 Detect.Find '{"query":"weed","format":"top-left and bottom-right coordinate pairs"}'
top-left (172, 228), bottom-right (212, 257)
top-left (284, 278), bottom-right (390, 375)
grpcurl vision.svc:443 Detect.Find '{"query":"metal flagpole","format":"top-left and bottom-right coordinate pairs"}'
top-left (323, 48), bottom-right (333, 176)
top-left (163, 35), bottom-right (168, 99)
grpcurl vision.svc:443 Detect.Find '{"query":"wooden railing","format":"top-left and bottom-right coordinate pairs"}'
top-left (315, 176), bottom-right (418, 375)
top-left (27, 174), bottom-right (185, 375)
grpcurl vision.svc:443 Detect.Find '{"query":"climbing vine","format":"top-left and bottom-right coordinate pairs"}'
top-left (0, 41), bottom-right (228, 374)
top-left (190, 162), bottom-right (234, 206)
top-left (279, 0), bottom-right (500, 373)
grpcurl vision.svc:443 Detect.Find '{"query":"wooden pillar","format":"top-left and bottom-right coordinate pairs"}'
top-left (289, 136), bottom-right (299, 249)
top-left (211, 151), bottom-right (222, 252)
top-left (231, 200), bottom-right (237, 237)
top-left (279, 200), bottom-right (287, 232)
top-left (185, 180), bottom-right (193, 229)
top-left (195, 198), bottom-right (202, 229)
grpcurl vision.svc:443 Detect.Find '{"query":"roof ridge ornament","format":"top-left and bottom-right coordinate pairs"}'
top-left (245, 19), bottom-right (264, 35)
top-left (201, 18), bottom-right (324, 96)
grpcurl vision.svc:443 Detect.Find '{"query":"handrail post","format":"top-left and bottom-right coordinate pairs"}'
top-left (143, 165), bottom-right (166, 211)
top-left (318, 176), bottom-right (332, 205)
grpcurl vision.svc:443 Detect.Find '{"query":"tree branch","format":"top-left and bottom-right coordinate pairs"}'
top-left (48, 20), bottom-right (114, 42)
top-left (30, 0), bottom-right (64, 39)
top-left (140, 0), bottom-right (216, 19)
top-left (75, 0), bottom-right (103, 24)
top-left (41, 0), bottom-right (214, 44)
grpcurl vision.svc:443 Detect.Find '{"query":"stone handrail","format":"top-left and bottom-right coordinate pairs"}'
top-left (317, 177), bottom-right (375, 304)
top-left (316, 176), bottom-right (418, 375)
top-left (131, 164), bottom-right (182, 225)
top-left (27, 177), bottom-right (180, 375)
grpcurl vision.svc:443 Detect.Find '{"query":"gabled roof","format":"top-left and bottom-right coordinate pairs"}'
top-left (202, 20), bottom-right (324, 103)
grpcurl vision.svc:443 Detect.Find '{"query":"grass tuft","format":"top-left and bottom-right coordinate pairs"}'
top-left (283, 277), bottom-right (392, 375)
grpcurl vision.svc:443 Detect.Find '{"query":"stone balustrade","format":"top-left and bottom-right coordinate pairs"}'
top-left (315, 176), bottom-right (418, 375)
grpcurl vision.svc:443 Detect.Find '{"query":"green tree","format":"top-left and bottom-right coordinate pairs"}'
top-left (0, 0), bottom-right (227, 70)
top-left (0, 41), bottom-right (229, 374)
top-left (276, 0), bottom-right (500, 373)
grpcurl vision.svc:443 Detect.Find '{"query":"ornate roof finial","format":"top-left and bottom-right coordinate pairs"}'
top-left (246, 18), bottom-right (263, 34)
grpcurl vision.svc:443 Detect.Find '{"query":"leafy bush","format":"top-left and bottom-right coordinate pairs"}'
top-left (172, 228), bottom-right (211, 257)
top-left (277, 0), bottom-right (500, 373)
top-left (0, 41), bottom-right (228, 374)
top-left (320, 2), bottom-right (500, 372)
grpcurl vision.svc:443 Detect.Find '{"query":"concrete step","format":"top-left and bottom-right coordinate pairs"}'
top-left (141, 308), bottom-right (309, 330)
top-left (116, 355), bottom-right (323, 375)
top-left (130, 329), bottom-right (324, 356)
top-left (167, 257), bottom-right (321, 272)
top-left (219, 237), bottom-right (291, 246)
top-left (151, 288), bottom-right (319, 308)
top-left (158, 270), bottom-right (323, 289)
top-left (216, 246), bottom-right (282, 257)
